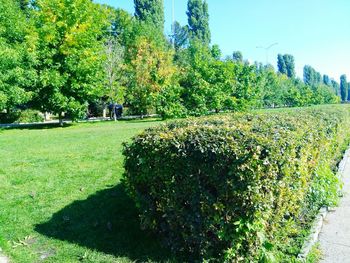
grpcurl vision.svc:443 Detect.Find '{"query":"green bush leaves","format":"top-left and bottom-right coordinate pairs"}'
top-left (123, 105), bottom-right (350, 262)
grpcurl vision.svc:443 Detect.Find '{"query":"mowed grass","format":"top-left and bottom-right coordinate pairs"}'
top-left (0, 119), bottom-right (175, 263)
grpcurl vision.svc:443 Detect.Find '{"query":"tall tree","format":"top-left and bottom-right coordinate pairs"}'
top-left (187, 0), bottom-right (211, 45)
top-left (211, 44), bottom-right (221, 60)
top-left (277, 54), bottom-right (295, 78)
top-left (126, 35), bottom-right (175, 116)
top-left (134, 0), bottom-right (164, 32)
top-left (32, 0), bottom-right (110, 125)
top-left (0, 0), bottom-right (36, 112)
top-left (232, 51), bottom-right (243, 63)
top-left (331, 80), bottom-right (340, 96)
top-left (303, 65), bottom-right (321, 86)
top-left (340, 74), bottom-right (347, 102)
top-left (283, 54), bottom-right (295, 78)
top-left (277, 54), bottom-right (287, 75)
top-left (103, 37), bottom-right (125, 105)
top-left (323, 75), bottom-right (331, 86)
top-left (172, 21), bottom-right (189, 51)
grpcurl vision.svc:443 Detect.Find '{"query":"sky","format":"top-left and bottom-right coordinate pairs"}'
top-left (95, 0), bottom-right (350, 82)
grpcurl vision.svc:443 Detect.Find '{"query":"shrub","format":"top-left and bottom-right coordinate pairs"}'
top-left (16, 109), bottom-right (44, 123)
top-left (123, 105), bottom-right (350, 262)
top-left (0, 109), bottom-right (44, 124)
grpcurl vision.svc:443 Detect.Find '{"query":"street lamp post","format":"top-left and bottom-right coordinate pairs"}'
top-left (256, 42), bottom-right (278, 65)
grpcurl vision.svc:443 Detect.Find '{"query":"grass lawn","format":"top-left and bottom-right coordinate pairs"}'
top-left (0, 119), bottom-right (175, 263)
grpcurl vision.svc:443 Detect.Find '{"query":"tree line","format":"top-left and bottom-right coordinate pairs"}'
top-left (0, 0), bottom-right (343, 123)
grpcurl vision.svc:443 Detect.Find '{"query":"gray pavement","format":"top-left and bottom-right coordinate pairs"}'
top-left (0, 253), bottom-right (8, 263)
top-left (319, 149), bottom-right (350, 263)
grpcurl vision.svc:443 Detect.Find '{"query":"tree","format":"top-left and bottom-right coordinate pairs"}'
top-left (232, 51), bottom-right (243, 63)
top-left (303, 65), bottom-right (321, 86)
top-left (283, 54), bottom-right (295, 78)
top-left (187, 0), bottom-right (211, 45)
top-left (315, 71), bottom-right (322, 84)
top-left (126, 35), bottom-right (176, 116)
top-left (103, 37), bottom-right (125, 107)
top-left (172, 21), bottom-right (189, 51)
top-left (340, 74), bottom-right (347, 102)
top-left (113, 8), bottom-right (134, 44)
top-left (0, 0), bottom-right (36, 113)
top-left (32, 0), bottom-right (110, 125)
top-left (277, 54), bottom-right (287, 75)
top-left (331, 80), bottom-right (340, 96)
top-left (19, 0), bottom-right (30, 11)
top-left (179, 41), bottom-right (260, 116)
top-left (323, 75), bottom-right (331, 86)
top-left (277, 54), bottom-right (295, 78)
top-left (211, 44), bottom-right (221, 60)
top-left (134, 0), bottom-right (164, 32)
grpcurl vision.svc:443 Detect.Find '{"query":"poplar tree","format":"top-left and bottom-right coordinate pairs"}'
top-left (283, 54), bottom-right (295, 78)
top-left (187, 0), bottom-right (211, 45)
top-left (303, 65), bottom-right (322, 86)
top-left (134, 0), bottom-right (164, 32)
top-left (340, 74), bottom-right (347, 102)
top-left (172, 21), bottom-right (189, 50)
top-left (277, 54), bottom-right (287, 75)
top-left (232, 51), bottom-right (243, 62)
top-left (277, 54), bottom-right (295, 78)
top-left (331, 80), bottom-right (340, 96)
top-left (323, 75), bottom-right (331, 86)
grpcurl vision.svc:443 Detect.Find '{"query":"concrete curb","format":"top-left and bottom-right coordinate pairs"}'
top-left (297, 207), bottom-right (328, 261)
top-left (297, 148), bottom-right (350, 261)
top-left (0, 248), bottom-right (9, 263)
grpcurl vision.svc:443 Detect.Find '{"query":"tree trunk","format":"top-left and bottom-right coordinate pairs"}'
top-left (59, 112), bottom-right (64, 127)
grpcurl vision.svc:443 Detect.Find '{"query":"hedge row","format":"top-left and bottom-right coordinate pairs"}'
top-left (123, 105), bottom-right (350, 262)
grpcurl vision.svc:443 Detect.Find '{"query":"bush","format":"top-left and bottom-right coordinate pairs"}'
top-left (16, 109), bottom-right (44, 123)
top-left (123, 105), bottom-right (350, 262)
top-left (0, 109), bottom-right (44, 124)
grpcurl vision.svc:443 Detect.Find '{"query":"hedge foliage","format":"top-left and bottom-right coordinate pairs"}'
top-left (0, 109), bottom-right (44, 124)
top-left (123, 105), bottom-right (350, 262)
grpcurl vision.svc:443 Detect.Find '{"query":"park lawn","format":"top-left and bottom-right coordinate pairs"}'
top-left (0, 119), bottom-right (175, 263)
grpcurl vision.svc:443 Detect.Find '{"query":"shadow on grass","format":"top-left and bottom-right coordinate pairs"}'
top-left (1, 122), bottom-right (73, 130)
top-left (35, 184), bottom-right (174, 262)
top-left (119, 118), bottom-right (164, 124)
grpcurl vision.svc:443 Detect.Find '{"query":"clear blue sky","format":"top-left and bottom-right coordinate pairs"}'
top-left (95, 0), bottom-right (350, 82)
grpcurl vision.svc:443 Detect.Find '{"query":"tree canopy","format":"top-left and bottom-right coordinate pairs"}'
top-left (134, 0), bottom-right (164, 32)
top-left (187, 0), bottom-right (211, 45)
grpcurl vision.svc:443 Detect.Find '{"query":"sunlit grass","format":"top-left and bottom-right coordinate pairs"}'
top-left (0, 119), bottom-right (177, 263)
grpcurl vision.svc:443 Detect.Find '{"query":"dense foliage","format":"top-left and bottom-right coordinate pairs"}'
top-left (32, 0), bottom-right (110, 123)
top-left (0, 0), bottom-right (36, 112)
top-left (123, 105), bottom-right (350, 262)
top-left (134, 0), bottom-right (164, 32)
top-left (187, 0), bottom-right (211, 45)
top-left (277, 54), bottom-right (295, 78)
top-left (0, 0), bottom-right (343, 124)
top-left (340, 74), bottom-right (348, 102)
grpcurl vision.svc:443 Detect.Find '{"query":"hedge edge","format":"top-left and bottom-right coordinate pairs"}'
top-left (297, 147), bottom-right (350, 261)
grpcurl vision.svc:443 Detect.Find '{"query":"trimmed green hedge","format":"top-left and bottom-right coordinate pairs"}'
top-left (123, 105), bottom-right (350, 262)
top-left (0, 109), bottom-right (44, 124)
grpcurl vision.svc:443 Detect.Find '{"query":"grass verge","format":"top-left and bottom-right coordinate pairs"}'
top-left (0, 119), bottom-right (176, 263)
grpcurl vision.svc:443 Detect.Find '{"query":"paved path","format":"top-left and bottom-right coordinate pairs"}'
top-left (0, 256), bottom-right (8, 263)
top-left (319, 149), bottom-right (350, 262)
top-left (0, 114), bottom-right (159, 129)
top-left (0, 252), bottom-right (8, 263)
